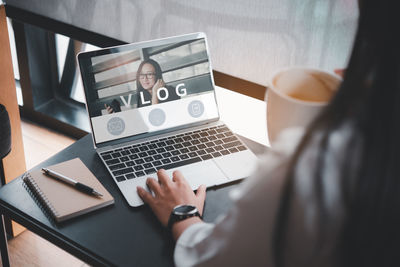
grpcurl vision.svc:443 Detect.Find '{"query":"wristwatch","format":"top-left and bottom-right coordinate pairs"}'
top-left (167, 204), bottom-right (201, 231)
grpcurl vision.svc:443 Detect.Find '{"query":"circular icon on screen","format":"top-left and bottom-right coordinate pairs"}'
top-left (188, 100), bottom-right (204, 118)
top-left (148, 108), bottom-right (166, 126)
top-left (107, 117), bottom-right (125, 135)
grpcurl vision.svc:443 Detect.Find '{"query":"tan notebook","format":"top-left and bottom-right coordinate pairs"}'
top-left (23, 158), bottom-right (114, 222)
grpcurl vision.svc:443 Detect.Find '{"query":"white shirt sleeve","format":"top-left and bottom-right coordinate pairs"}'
top-left (174, 128), bottom-right (306, 267)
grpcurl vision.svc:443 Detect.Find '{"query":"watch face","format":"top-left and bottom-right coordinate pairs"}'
top-left (174, 205), bottom-right (197, 215)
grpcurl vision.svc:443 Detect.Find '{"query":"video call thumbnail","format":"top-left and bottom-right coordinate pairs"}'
top-left (79, 38), bottom-right (214, 119)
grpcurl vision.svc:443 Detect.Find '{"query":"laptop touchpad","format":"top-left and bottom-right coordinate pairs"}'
top-left (163, 160), bottom-right (228, 189)
top-left (214, 151), bottom-right (258, 181)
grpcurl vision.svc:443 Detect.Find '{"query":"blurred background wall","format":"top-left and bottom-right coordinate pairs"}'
top-left (6, 0), bottom-right (358, 86)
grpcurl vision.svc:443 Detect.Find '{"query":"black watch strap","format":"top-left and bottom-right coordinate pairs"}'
top-left (167, 205), bottom-right (201, 231)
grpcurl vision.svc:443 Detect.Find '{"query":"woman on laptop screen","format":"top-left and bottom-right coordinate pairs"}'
top-left (137, 1), bottom-right (400, 266)
top-left (105, 59), bottom-right (180, 113)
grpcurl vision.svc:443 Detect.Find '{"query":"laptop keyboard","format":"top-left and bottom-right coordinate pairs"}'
top-left (99, 125), bottom-right (248, 182)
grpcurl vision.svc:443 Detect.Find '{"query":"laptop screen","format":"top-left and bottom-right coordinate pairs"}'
top-left (78, 33), bottom-right (219, 145)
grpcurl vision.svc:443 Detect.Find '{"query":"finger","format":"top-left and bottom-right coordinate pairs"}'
top-left (157, 169), bottom-right (172, 187)
top-left (196, 184), bottom-right (207, 200)
top-left (196, 185), bottom-right (207, 215)
top-left (146, 178), bottom-right (162, 195)
top-left (137, 186), bottom-right (154, 204)
top-left (334, 68), bottom-right (345, 77)
top-left (172, 170), bottom-right (186, 184)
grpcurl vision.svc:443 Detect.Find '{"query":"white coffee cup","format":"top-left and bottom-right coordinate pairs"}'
top-left (266, 67), bottom-right (342, 144)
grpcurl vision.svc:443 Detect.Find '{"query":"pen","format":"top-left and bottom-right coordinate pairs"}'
top-left (42, 168), bottom-right (103, 197)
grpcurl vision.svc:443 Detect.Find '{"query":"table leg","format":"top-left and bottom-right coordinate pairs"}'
top-left (0, 162), bottom-right (12, 239)
top-left (0, 214), bottom-right (10, 267)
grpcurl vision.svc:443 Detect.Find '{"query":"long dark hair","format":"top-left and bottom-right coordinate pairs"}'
top-left (273, 1), bottom-right (400, 267)
top-left (135, 59), bottom-right (163, 91)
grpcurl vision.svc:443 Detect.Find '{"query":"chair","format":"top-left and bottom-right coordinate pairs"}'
top-left (0, 103), bottom-right (11, 266)
top-left (0, 104), bottom-right (11, 186)
top-left (0, 3), bottom-right (27, 239)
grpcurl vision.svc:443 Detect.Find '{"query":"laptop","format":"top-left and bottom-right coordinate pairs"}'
top-left (77, 32), bottom-right (258, 207)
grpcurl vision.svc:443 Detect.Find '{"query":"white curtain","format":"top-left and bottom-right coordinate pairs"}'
top-left (5, 0), bottom-right (358, 86)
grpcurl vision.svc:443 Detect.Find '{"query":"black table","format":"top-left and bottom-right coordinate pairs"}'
top-left (0, 132), bottom-right (266, 267)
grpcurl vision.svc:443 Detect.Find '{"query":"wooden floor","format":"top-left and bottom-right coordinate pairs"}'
top-left (2, 119), bottom-right (89, 267)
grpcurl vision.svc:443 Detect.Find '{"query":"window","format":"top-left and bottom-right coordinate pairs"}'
top-left (6, 18), bottom-right (22, 105)
top-left (7, 18), bottom-right (104, 136)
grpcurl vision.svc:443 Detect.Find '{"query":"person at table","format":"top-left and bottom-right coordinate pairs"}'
top-left (105, 59), bottom-right (180, 113)
top-left (137, 1), bottom-right (400, 266)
